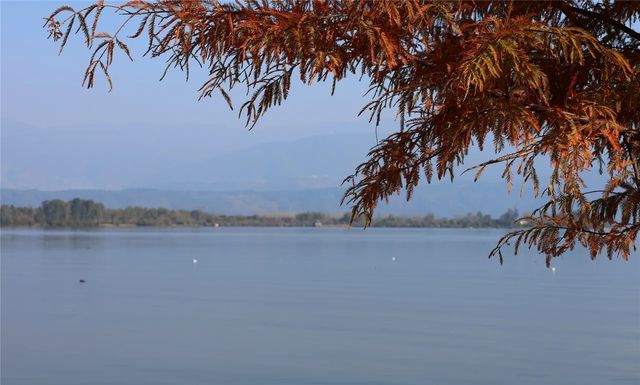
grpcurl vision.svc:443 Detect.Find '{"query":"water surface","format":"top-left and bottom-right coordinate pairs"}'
top-left (2, 228), bottom-right (638, 385)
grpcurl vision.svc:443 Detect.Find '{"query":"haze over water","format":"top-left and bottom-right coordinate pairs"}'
top-left (1, 227), bottom-right (638, 385)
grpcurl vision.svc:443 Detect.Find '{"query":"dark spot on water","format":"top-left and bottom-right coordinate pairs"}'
top-left (79, 279), bottom-right (86, 283)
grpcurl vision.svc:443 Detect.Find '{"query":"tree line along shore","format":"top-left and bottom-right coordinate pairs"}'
top-left (1, 198), bottom-right (526, 229)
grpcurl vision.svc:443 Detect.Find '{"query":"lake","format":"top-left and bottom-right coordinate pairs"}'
top-left (1, 227), bottom-right (638, 385)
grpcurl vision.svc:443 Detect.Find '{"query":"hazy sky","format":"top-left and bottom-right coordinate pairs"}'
top-left (1, 1), bottom-right (389, 136)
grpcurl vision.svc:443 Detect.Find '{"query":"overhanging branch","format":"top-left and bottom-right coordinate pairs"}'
top-left (559, 3), bottom-right (640, 41)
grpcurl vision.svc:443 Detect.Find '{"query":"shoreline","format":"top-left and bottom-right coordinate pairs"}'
top-left (0, 223), bottom-right (521, 230)
top-left (2, 199), bottom-right (529, 229)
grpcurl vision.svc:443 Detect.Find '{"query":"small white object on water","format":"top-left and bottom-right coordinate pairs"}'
top-left (551, 267), bottom-right (556, 273)
top-left (391, 257), bottom-right (396, 262)
top-left (193, 259), bottom-right (198, 264)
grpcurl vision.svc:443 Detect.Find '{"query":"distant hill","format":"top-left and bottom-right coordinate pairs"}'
top-left (1, 120), bottom-right (514, 192)
top-left (143, 134), bottom-right (376, 190)
top-left (1, 184), bottom-right (540, 217)
top-left (1, 120), bottom-right (376, 191)
top-left (4, 120), bottom-right (585, 216)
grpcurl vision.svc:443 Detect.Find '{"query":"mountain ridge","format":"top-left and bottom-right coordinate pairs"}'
top-left (1, 185), bottom-right (539, 217)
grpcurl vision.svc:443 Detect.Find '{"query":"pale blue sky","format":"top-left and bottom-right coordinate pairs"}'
top-left (1, 1), bottom-right (385, 135)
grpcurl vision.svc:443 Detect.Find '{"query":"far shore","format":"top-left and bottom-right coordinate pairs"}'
top-left (1, 223), bottom-right (520, 230)
top-left (1, 198), bottom-right (529, 229)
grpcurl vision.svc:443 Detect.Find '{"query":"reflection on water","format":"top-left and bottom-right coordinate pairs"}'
top-left (2, 228), bottom-right (639, 385)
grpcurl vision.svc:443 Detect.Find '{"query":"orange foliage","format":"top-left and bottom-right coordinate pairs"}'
top-left (45, 0), bottom-right (640, 265)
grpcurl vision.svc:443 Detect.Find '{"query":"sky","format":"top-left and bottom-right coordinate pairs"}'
top-left (1, 1), bottom-right (384, 136)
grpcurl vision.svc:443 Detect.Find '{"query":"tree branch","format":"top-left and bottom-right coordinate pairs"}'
top-left (560, 3), bottom-right (640, 41)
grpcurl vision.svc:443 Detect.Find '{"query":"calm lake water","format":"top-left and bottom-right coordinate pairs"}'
top-left (1, 227), bottom-right (638, 385)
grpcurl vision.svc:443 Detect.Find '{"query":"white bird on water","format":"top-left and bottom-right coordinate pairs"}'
top-left (551, 267), bottom-right (556, 273)
top-left (193, 259), bottom-right (198, 264)
top-left (391, 257), bottom-right (396, 262)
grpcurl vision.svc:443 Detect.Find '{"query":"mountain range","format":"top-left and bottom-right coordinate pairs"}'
top-left (1, 119), bottom-right (560, 216)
